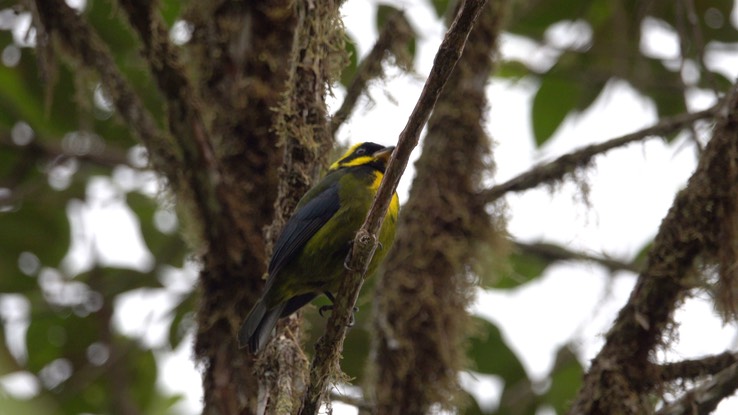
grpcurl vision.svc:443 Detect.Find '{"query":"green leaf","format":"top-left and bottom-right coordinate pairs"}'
top-left (26, 309), bottom-right (98, 373)
top-left (376, 4), bottom-right (402, 32)
top-left (541, 346), bottom-right (584, 413)
top-left (531, 75), bottom-right (581, 146)
top-left (469, 317), bottom-right (539, 414)
top-left (131, 347), bottom-right (159, 410)
top-left (497, 251), bottom-right (550, 290)
top-left (430, 0), bottom-right (451, 18)
top-left (495, 59), bottom-right (530, 80)
top-left (0, 48), bottom-right (79, 137)
top-left (0, 194), bottom-right (72, 290)
top-left (126, 192), bottom-right (187, 267)
top-left (468, 318), bottom-right (527, 385)
top-left (85, 0), bottom-right (138, 57)
top-left (340, 35), bottom-right (359, 88)
top-left (509, 0), bottom-right (594, 38)
top-left (159, 0), bottom-right (184, 26)
top-left (0, 395), bottom-right (56, 415)
top-left (167, 293), bottom-right (195, 350)
top-left (145, 393), bottom-right (185, 415)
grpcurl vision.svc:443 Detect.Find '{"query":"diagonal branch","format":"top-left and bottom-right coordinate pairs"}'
top-left (658, 352), bottom-right (738, 385)
top-left (484, 105), bottom-right (718, 203)
top-left (371, 0), bottom-right (506, 411)
top-left (0, 133), bottom-right (133, 169)
top-left (514, 241), bottom-right (640, 274)
top-left (29, 0), bottom-right (178, 184)
top-left (568, 82), bottom-right (738, 413)
top-left (330, 11), bottom-right (414, 136)
top-left (298, 1), bottom-right (488, 413)
top-left (116, 0), bottom-right (229, 251)
top-left (656, 361), bottom-right (738, 415)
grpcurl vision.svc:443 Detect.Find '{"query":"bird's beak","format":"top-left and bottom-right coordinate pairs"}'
top-left (373, 146), bottom-right (395, 163)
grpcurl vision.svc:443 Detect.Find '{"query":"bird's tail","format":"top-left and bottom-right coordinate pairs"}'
top-left (238, 300), bottom-right (284, 353)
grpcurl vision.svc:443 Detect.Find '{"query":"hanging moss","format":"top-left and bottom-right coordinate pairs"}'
top-left (369, 1), bottom-right (509, 413)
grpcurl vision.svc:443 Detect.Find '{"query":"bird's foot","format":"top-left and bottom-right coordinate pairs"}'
top-left (318, 303), bottom-right (359, 327)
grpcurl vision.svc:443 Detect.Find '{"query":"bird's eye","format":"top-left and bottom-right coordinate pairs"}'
top-left (355, 148), bottom-right (366, 155)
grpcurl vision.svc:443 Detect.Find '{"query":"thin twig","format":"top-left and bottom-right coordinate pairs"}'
top-left (656, 362), bottom-right (738, 415)
top-left (330, 11), bottom-right (414, 135)
top-left (484, 105), bottom-right (718, 203)
top-left (0, 133), bottom-right (133, 168)
top-left (329, 391), bottom-right (374, 411)
top-left (514, 241), bottom-right (640, 274)
top-left (298, 1), bottom-right (488, 413)
top-left (680, 0), bottom-right (720, 96)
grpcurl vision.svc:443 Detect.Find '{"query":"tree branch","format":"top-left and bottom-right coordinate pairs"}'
top-left (298, 1), bottom-right (488, 413)
top-left (568, 82), bottom-right (738, 413)
top-left (117, 0), bottom-right (232, 253)
top-left (514, 241), bottom-right (640, 274)
top-left (0, 133), bottom-right (133, 169)
top-left (658, 352), bottom-right (738, 385)
top-left (370, 0), bottom-right (506, 411)
top-left (329, 391), bottom-right (373, 411)
top-left (330, 11), bottom-right (414, 136)
top-left (656, 362), bottom-right (738, 415)
top-left (30, 0), bottom-right (178, 184)
top-left (257, 0), bottom-right (344, 411)
top-left (484, 105), bottom-right (718, 203)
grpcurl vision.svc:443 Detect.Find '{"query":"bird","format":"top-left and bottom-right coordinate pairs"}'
top-left (239, 142), bottom-right (399, 353)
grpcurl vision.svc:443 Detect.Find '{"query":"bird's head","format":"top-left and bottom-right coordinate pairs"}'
top-left (329, 142), bottom-right (395, 173)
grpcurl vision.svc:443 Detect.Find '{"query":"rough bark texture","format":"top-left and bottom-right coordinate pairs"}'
top-left (33, 1), bottom-right (297, 412)
top-left (568, 85), bottom-right (738, 414)
top-left (256, 0), bottom-right (344, 413)
top-left (369, 2), bottom-right (506, 413)
top-left (183, 2), bottom-right (297, 413)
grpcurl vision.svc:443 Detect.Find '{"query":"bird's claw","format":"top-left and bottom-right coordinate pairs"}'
top-left (319, 304), bottom-right (332, 318)
top-left (343, 257), bottom-right (356, 272)
top-left (318, 303), bottom-right (359, 327)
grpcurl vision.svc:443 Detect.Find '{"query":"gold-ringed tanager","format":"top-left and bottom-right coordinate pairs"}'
top-left (239, 142), bottom-right (399, 353)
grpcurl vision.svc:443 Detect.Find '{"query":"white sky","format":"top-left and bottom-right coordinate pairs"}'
top-left (3, 0), bottom-right (738, 414)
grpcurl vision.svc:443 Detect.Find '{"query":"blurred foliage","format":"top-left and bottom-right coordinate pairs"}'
top-left (504, 0), bottom-right (738, 146)
top-left (0, 0), bottom-right (734, 414)
top-left (0, 0), bottom-right (187, 412)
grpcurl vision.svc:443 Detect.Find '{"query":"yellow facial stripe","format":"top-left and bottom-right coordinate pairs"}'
top-left (329, 143), bottom-right (364, 170)
top-left (335, 155), bottom-right (376, 169)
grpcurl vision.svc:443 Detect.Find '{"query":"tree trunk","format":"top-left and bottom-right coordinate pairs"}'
top-left (369, 2), bottom-right (507, 413)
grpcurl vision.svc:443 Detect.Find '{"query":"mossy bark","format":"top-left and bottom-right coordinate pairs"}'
top-left (369, 2), bottom-right (507, 413)
top-left (184, 2), bottom-right (298, 413)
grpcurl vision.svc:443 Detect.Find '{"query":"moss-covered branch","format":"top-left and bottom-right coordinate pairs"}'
top-left (657, 362), bottom-right (738, 415)
top-left (256, 0), bottom-right (345, 412)
top-left (484, 105), bottom-right (718, 203)
top-left (568, 83), bottom-right (738, 413)
top-left (658, 352), bottom-right (738, 384)
top-left (370, 1), bottom-right (505, 412)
